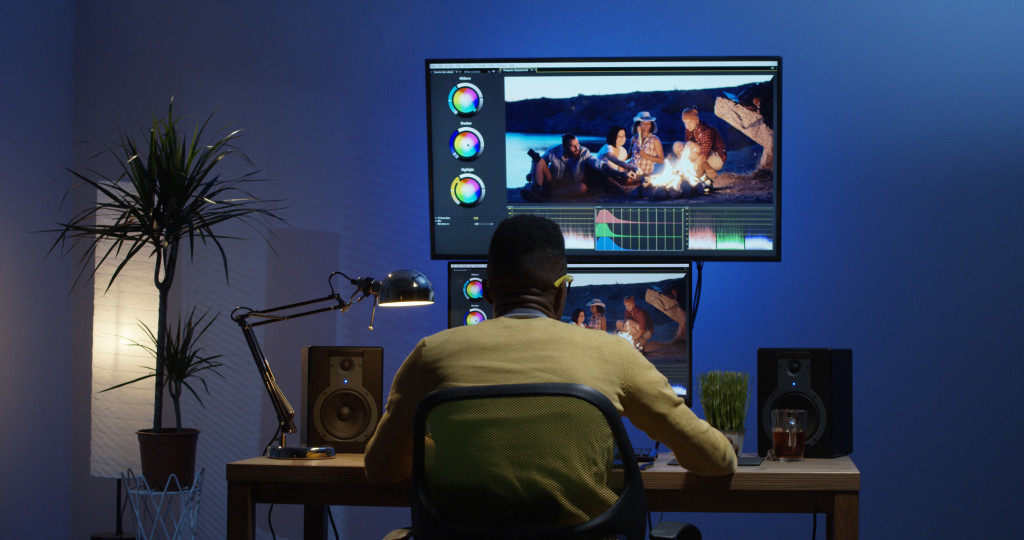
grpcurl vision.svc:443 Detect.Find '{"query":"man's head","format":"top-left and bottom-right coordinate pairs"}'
top-left (682, 109), bottom-right (700, 131)
top-left (485, 215), bottom-right (568, 318)
top-left (561, 133), bottom-right (582, 159)
top-left (623, 296), bottom-right (636, 310)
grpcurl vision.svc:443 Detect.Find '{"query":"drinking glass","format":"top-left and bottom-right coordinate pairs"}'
top-left (771, 409), bottom-right (807, 461)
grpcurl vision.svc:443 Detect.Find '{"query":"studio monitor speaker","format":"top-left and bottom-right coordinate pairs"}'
top-left (757, 348), bottom-right (852, 458)
top-left (302, 346), bottom-right (383, 453)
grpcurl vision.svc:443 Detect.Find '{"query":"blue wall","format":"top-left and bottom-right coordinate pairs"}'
top-left (4, 0), bottom-right (1023, 537)
top-left (0, 2), bottom-right (74, 537)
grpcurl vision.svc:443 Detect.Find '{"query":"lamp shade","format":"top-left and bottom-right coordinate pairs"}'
top-left (378, 269), bottom-right (435, 306)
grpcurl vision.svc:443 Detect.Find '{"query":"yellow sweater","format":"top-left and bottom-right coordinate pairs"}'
top-left (365, 316), bottom-right (737, 483)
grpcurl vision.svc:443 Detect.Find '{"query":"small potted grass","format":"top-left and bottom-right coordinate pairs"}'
top-left (697, 370), bottom-right (750, 455)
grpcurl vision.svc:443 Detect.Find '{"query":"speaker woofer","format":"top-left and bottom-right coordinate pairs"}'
top-left (759, 390), bottom-right (825, 445)
top-left (317, 389), bottom-right (373, 441)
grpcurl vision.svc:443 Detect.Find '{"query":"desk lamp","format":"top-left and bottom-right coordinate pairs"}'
top-left (232, 270), bottom-right (433, 459)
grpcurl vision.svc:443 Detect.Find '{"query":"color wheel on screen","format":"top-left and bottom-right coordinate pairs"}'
top-left (463, 278), bottom-right (484, 300)
top-left (448, 83), bottom-right (483, 116)
top-left (449, 128), bottom-right (484, 161)
top-left (464, 308), bottom-right (487, 325)
top-left (451, 174), bottom-right (485, 207)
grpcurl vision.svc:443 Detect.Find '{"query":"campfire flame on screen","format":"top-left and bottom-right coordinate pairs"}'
top-left (646, 143), bottom-right (702, 190)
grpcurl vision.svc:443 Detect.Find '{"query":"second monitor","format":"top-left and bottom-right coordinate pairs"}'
top-left (448, 262), bottom-right (693, 405)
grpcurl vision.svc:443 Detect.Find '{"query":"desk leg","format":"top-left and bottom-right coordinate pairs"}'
top-left (828, 492), bottom-right (859, 540)
top-left (304, 504), bottom-right (328, 539)
top-left (227, 480), bottom-right (254, 540)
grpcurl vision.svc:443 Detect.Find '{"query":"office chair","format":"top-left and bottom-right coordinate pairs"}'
top-left (392, 382), bottom-right (700, 540)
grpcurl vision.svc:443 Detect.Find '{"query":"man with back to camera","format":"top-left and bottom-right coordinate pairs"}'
top-left (365, 215), bottom-right (736, 519)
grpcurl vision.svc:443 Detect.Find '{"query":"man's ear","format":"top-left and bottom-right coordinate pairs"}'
top-left (552, 281), bottom-right (567, 319)
top-left (482, 279), bottom-right (494, 305)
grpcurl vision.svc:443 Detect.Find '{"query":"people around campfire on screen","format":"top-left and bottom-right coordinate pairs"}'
top-left (571, 308), bottom-right (587, 327)
top-left (680, 108), bottom-right (727, 188)
top-left (586, 299), bottom-right (607, 331)
top-left (627, 111), bottom-right (665, 177)
top-left (521, 133), bottom-right (635, 202)
top-left (616, 295), bottom-right (653, 351)
top-left (598, 123), bottom-right (641, 175)
top-left (593, 125), bottom-right (642, 195)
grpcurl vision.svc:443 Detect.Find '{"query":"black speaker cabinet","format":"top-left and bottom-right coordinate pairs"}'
top-left (301, 346), bottom-right (383, 453)
top-left (757, 348), bottom-right (852, 458)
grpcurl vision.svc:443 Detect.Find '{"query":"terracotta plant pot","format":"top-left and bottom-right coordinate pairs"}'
top-left (137, 428), bottom-right (200, 490)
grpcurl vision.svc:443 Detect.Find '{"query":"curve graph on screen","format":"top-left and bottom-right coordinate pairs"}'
top-left (594, 208), bottom-right (686, 251)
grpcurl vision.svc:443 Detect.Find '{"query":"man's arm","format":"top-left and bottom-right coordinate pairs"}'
top-left (364, 341), bottom-right (427, 482)
top-left (599, 146), bottom-right (639, 172)
top-left (640, 308), bottom-right (654, 333)
top-left (694, 126), bottom-right (714, 159)
top-left (619, 345), bottom-right (737, 476)
top-left (541, 146), bottom-right (563, 179)
top-left (595, 157), bottom-right (635, 181)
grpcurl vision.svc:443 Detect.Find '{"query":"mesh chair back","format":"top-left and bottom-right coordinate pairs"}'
top-left (411, 383), bottom-right (647, 540)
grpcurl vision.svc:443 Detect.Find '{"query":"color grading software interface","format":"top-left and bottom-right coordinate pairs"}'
top-left (427, 59), bottom-right (780, 261)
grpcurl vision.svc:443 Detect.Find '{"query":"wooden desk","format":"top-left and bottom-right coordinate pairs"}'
top-left (226, 453), bottom-right (859, 540)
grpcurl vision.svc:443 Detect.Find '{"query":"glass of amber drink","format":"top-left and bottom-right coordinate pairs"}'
top-left (771, 409), bottom-right (807, 461)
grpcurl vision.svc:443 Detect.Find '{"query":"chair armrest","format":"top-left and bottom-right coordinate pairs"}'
top-left (650, 520), bottom-right (702, 540)
top-left (383, 527), bottom-right (414, 540)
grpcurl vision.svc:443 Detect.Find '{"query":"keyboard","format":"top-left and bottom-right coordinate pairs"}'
top-left (633, 447), bottom-right (657, 462)
top-left (614, 446), bottom-right (658, 465)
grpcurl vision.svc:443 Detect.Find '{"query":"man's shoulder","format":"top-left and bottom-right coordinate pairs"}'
top-left (434, 316), bottom-right (624, 343)
top-left (700, 121), bottom-right (723, 134)
top-left (543, 143), bottom-right (563, 158)
top-left (421, 322), bottom-right (480, 342)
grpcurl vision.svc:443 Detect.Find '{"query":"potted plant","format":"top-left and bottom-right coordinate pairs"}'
top-left (106, 307), bottom-right (224, 488)
top-left (697, 370), bottom-right (750, 455)
top-left (51, 97), bottom-right (283, 487)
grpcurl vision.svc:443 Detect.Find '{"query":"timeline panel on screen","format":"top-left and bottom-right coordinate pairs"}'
top-left (427, 57), bottom-right (781, 262)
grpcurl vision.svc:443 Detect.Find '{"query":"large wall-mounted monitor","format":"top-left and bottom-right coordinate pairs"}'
top-left (448, 262), bottom-right (693, 405)
top-left (427, 57), bottom-right (781, 262)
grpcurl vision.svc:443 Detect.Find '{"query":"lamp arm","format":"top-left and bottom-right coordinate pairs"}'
top-left (230, 270), bottom-right (432, 458)
top-left (230, 291), bottom-right (353, 439)
top-left (236, 320), bottom-right (298, 435)
top-left (229, 275), bottom-right (377, 441)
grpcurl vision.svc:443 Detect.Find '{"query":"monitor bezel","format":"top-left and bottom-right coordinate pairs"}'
top-left (426, 56), bottom-right (782, 263)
